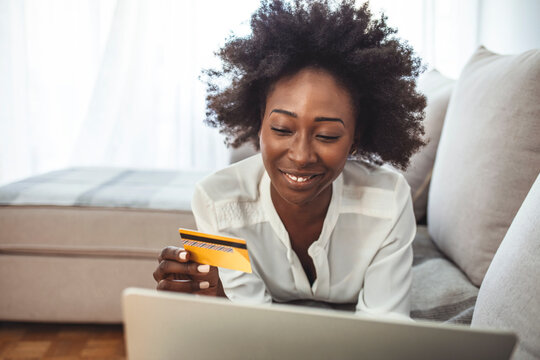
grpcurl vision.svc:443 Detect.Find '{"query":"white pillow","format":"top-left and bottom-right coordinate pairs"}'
top-left (403, 70), bottom-right (455, 221)
top-left (427, 46), bottom-right (540, 286)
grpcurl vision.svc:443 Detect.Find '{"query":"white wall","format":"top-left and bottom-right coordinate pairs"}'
top-left (370, 0), bottom-right (540, 79)
top-left (479, 0), bottom-right (540, 54)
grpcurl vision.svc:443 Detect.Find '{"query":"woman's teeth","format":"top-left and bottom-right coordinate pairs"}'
top-left (285, 173), bottom-right (313, 183)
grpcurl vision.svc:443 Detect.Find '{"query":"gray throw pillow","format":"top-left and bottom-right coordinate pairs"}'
top-left (427, 46), bottom-right (540, 286)
top-left (471, 174), bottom-right (540, 360)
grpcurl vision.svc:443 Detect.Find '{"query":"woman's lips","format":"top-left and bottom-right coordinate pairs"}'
top-left (280, 170), bottom-right (322, 186)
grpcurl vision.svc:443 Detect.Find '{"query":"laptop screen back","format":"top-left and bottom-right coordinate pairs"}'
top-left (122, 288), bottom-right (516, 360)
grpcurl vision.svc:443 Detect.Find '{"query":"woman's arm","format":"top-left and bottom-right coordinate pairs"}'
top-left (192, 183), bottom-right (272, 303)
top-left (355, 175), bottom-right (416, 319)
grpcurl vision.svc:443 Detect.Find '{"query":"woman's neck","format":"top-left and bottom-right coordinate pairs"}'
top-left (270, 182), bottom-right (332, 286)
top-left (270, 184), bottom-right (332, 226)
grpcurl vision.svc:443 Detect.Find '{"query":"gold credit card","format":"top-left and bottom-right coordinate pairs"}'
top-left (178, 228), bottom-right (252, 273)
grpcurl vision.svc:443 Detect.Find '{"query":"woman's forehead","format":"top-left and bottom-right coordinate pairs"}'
top-left (265, 67), bottom-right (356, 119)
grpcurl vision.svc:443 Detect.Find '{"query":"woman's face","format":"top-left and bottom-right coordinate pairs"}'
top-left (259, 67), bottom-right (356, 208)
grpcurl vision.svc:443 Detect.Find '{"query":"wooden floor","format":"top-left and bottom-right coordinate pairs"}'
top-left (0, 322), bottom-right (125, 359)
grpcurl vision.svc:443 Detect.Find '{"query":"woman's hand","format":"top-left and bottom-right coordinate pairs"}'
top-left (153, 246), bottom-right (224, 296)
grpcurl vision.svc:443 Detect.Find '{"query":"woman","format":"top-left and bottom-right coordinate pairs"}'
top-left (153, 0), bottom-right (426, 318)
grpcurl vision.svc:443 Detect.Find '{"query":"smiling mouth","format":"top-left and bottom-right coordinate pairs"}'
top-left (281, 171), bottom-right (320, 183)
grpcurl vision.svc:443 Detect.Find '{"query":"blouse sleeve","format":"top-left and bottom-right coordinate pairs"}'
top-left (191, 183), bottom-right (272, 304)
top-left (355, 174), bottom-right (416, 320)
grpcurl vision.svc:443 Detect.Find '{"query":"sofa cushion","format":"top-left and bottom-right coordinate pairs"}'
top-left (427, 46), bottom-right (540, 286)
top-left (471, 174), bottom-right (540, 360)
top-left (410, 226), bottom-right (478, 324)
top-left (403, 70), bottom-right (454, 221)
top-left (0, 167), bottom-right (209, 255)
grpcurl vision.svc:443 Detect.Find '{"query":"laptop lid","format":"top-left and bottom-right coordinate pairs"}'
top-left (122, 287), bottom-right (516, 360)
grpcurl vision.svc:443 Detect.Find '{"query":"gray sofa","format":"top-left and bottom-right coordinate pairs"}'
top-left (406, 47), bottom-right (539, 360)
top-left (1, 46), bottom-right (539, 359)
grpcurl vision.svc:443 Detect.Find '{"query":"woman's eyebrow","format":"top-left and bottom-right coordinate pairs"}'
top-left (315, 117), bottom-right (344, 125)
top-left (270, 109), bottom-right (344, 125)
top-left (270, 109), bottom-right (297, 117)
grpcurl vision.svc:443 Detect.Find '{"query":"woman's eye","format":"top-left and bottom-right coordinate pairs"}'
top-left (317, 134), bottom-right (340, 141)
top-left (271, 127), bottom-right (291, 135)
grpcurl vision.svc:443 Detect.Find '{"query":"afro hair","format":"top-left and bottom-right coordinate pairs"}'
top-left (204, 0), bottom-right (426, 170)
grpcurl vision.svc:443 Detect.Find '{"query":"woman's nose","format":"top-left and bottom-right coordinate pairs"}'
top-left (288, 134), bottom-right (316, 166)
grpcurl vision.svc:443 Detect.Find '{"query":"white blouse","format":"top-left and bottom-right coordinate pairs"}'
top-left (191, 154), bottom-right (415, 318)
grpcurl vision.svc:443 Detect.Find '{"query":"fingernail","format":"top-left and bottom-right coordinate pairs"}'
top-left (200, 281), bottom-right (210, 289)
top-left (179, 251), bottom-right (187, 260)
top-left (197, 264), bottom-right (210, 273)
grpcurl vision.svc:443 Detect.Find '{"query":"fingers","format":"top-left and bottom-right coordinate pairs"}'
top-left (154, 246), bottom-right (191, 282)
top-left (153, 259), bottom-right (205, 282)
top-left (158, 246), bottom-right (189, 263)
top-left (157, 278), bottom-right (209, 293)
top-left (189, 265), bottom-right (220, 287)
top-left (155, 264), bottom-right (220, 295)
top-left (156, 279), bottom-right (217, 295)
top-left (165, 273), bottom-right (190, 281)
top-left (154, 246), bottom-right (221, 295)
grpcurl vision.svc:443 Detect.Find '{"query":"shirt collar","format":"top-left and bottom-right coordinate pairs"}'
top-left (259, 170), bottom-right (343, 251)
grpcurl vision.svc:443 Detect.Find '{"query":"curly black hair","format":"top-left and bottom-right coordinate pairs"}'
top-left (204, 0), bottom-right (426, 170)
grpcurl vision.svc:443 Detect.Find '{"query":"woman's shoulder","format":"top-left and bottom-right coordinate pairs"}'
top-left (343, 160), bottom-right (408, 193)
top-left (341, 161), bottom-right (411, 219)
top-left (195, 154), bottom-right (265, 204)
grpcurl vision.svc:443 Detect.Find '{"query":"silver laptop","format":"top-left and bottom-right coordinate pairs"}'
top-left (122, 287), bottom-right (516, 360)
